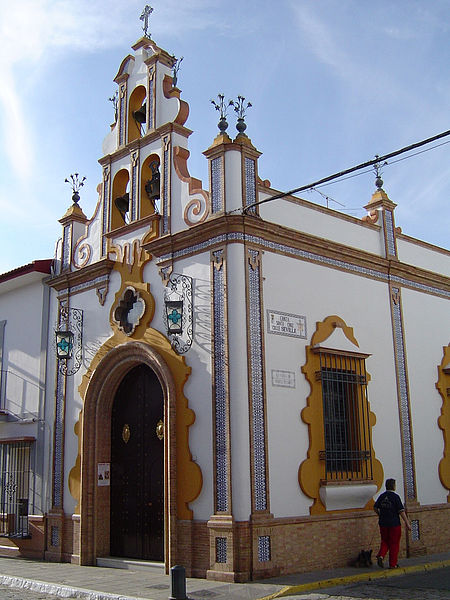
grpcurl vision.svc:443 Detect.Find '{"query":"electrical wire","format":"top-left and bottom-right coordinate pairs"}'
top-left (243, 128), bottom-right (450, 213)
top-left (314, 139), bottom-right (450, 190)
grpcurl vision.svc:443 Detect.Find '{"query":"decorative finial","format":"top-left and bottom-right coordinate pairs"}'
top-left (231, 95), bottom-right (252, 136)
top-left (171, 56), bottom-right (183, 88)
top-left (109, 90), bottom-right (118, 122)
top-left (373, 155), bottom-right (387, 190)
top-left (140, 5), bottom-right (153, 38)
top-left (65, 173), bottom-right (86, 204)
top-left (211, 93), bottom-right (234, 134)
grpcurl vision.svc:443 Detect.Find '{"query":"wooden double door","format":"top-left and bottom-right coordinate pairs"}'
top-left (110, 364), bottom-right (164, 560)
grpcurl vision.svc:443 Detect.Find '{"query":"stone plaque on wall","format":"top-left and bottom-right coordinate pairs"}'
top-left (267, 310), bottom-right (307, 338)
top-left (271, 370), bottom-right (296, 388)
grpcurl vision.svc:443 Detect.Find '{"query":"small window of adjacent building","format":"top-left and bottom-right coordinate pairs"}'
top-left (0, 439), bottom-right (33, 538)
top-left (0, 320), bottom-right (5, 409)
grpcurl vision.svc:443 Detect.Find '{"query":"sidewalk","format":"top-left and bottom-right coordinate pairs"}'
top-left (0, 551), bottom-right (448, 600)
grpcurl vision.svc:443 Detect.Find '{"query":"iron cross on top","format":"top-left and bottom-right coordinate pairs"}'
top-left (140, 5), bottom-right (153, 38)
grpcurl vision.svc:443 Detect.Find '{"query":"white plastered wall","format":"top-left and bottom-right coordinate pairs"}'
top-left (0, 277), bottom-right (52, 514)
top-left (169, 254), bottom-right (214, 519)
top-left (261, 251), bottom-right (406, 517)
top-left (57, 268), bottom-right (122, 515)
top-left (1, 281), bottom-right (46, 423)
top-left (401, 287), bottom-right (449, 505)
top-left (397, 238), bottom-right (450, 276)
top-left (260, 194), bottom-right (383, 256)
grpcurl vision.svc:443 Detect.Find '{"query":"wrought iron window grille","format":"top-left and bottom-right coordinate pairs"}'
top-left (319, 353), bottom-right (373, 482)
top-left (0, 440), bottom-right (33, 538)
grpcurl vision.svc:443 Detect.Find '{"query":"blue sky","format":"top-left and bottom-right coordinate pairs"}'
top-left (1, 0), bottom-right (449, 274)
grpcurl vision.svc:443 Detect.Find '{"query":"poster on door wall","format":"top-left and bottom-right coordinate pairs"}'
top-left (98, 462), bottom-right (110, 486)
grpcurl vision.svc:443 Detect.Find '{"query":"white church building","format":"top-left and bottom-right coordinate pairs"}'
top-left (0, 33), bottom-right (449, 581)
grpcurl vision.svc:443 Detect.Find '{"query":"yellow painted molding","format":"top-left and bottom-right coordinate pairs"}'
top-left (299, 315), bottom-right (383, 514)
top-left (68, 411), bottom-right (82, 513)
top-left (72, 247), bottom-right (202, 519)
top-left (436, 344), bottom-right (450, 500)
top-left (109, 241), bottom-right (155, 336)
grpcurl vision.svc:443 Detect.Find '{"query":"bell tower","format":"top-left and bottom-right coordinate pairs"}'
top-left (98, 33), bottom-right (190, 258)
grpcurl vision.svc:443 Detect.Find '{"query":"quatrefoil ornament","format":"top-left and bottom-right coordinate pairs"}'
top-left (113, 287), bottom-right (146, 335)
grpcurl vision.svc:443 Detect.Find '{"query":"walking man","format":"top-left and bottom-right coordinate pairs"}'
top-left (374, 478), bottom-right (411, 569)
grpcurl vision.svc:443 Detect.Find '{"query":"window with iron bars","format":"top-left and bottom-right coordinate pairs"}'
top-left (317, 352), bottom-right (373, 482)
top-left (0, 440), bottom-right (33, 538)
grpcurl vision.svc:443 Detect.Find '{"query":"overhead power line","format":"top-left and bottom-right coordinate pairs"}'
top-left (243, 128), bottom-right (450, 214)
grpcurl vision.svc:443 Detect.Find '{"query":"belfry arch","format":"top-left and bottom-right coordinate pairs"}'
top-left (77, 340), bottom-right (186, 568)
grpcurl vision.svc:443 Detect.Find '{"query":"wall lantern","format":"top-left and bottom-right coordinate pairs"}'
top-left (163, 274), bottom-right (193, 354)
top-left (165, 300), bottom-right (183, 335)
top-left (54, 306), bottom-right (83, 375)
top-left (55, 330), bottom-right (74, 360)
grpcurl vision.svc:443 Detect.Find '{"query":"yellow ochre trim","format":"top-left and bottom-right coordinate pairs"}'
top-left (70, 247), bottom-right (202, 520)
top-left (299, 316), bottom-right (383, 514)
top-left (436, 344), bottom-right (450, 501)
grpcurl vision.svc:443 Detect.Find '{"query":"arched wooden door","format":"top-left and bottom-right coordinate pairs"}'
top-left (110, 364), bottom-right (164, 560)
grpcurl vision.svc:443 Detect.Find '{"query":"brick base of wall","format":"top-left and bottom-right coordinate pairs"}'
top-left (0, 504), bottom-right (447, 581)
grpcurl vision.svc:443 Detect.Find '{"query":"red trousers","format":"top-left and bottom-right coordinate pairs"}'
top-left (377, 525), bottom-right (402, 567)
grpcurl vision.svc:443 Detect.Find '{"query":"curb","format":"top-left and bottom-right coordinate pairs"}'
top-left (259, 559), bottom-right (450, 599)
top-left (0, 574), bottom-right (146, 600)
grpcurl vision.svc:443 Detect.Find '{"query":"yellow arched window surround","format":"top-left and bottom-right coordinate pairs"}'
top-left (437, 344), bottom-right (450, 501)
top-left (299, 316), bottom-right (383, 514)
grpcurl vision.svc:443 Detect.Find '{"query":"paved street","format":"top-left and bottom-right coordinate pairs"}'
top-left (0, 554), bottom-right (448, 600)
top-left (300, 565), bottom-right (450, 600)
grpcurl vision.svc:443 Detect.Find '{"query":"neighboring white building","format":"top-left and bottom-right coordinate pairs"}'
top-left (0, 260), bottom-right (52, 555)
top-left (0, 35), bottom-right (448, 580)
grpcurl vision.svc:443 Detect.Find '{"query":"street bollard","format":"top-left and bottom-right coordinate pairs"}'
top-left (169, 564), bottom-right (187, 600)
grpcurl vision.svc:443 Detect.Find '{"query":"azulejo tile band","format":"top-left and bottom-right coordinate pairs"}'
top-left (258, 535), bottom-right (271, 562)
top-left (162, 142), bottom-right (169, 234)
top-left (211, 157), bottom-right (223, 213)
top-left (248, 248), bottom-right (267, 511)
top-left (392, 287), bottom-right (416, 500)
top-left (148, 68), bottom-right (155, 130)
top-left (102, 168), bottom-right (110, 257)
top-left (215, 537), bottom-right (227, 563)
top-left (212, 249), bottom-right (228, 512)
top-left (245, 158), bottom-right (256, 214)
top-left (157, 233), bottom-right (450, 299)
top-left (53, 367), bottom-right (64, 507)
top-left (384, 210), bottom-right (397, 257)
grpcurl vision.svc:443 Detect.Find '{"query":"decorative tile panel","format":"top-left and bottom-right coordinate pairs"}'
top-left (51, 526), bottom-right (60, 547)
top-left (57, 274), bottom-right (110, 298)
top-left (215, 537), bottom-right (227, 563)
top-left (211, 157), bottom-right (223, 213)
top-left (148, 67), bottom-right (155, 130)
top-left (130, 151), bottom-right (139, 221)
top-left (155, 233), bottom-right (450, 300)
top-left (392, 287), bottom-right (416, 500)
top-left (384, 210), bottom-right (397, 257)
top-left (62, 225), bottom-right (72, 271)
top-left (245, 158), bottom-right (256, 214)
top-left (411, 520), bottom-right (420, 542)
top-left (53, 368), bottom-right (65, 507)
top-left (247, 248), bottom-right (267, 511)
top-left (258, 535), bottom-right (271, 562)
top-left (162, 138), bottom-right (170, 234)
top-left (102, 167), bottom-right (110, 257)
top-left (212, 249), bottom-right (228, 512)
top-left (119, 83), bottom-right (126, 147)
